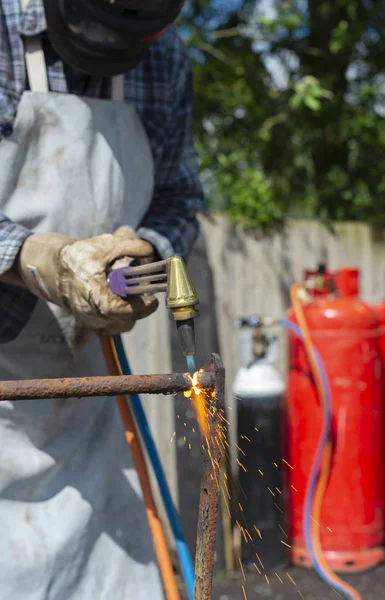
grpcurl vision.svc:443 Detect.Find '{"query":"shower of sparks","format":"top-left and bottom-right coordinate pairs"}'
top-left (179, 369), bottom-right (309, 600)
top-left (239, 558), bottom-right (246, 581)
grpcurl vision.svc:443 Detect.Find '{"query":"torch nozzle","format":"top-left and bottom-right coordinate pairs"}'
top-left (176, 319), bottom-right (196, 358)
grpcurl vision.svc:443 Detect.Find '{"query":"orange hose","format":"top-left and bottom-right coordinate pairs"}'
top-left (291, 284), bottom-right (362, 600)
top-left (101, 336), bottom-right (181, 600)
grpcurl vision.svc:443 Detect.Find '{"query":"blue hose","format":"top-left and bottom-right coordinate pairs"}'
top-left (279, 319), bottom-right (355, 600)
top-left (112, 335), bottom-right (195, 600)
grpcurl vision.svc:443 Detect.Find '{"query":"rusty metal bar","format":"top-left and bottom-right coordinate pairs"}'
top-left (194, 353), bottom-right (225, 600)
top-left (0, 371), bottom-right (215, 401)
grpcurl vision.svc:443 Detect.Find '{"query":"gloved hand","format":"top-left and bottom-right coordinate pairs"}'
top-left (18, 226), bottom-right (159, 335)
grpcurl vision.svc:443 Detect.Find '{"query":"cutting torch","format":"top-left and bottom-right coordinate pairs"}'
top-left (107, 256), bottom-right (199, 358)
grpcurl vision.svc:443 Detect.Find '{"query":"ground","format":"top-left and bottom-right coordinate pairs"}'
top-left (179, 564), bottom-right (385, 599)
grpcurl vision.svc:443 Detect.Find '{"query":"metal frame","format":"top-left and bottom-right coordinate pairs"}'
top-left (0, 353), bottom-right (225, 600)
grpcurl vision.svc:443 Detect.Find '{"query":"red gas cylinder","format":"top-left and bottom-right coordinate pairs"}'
top-left (285, 268), bottom-right (385, 573)
top-left (376, 282), bottom-right (385, 371)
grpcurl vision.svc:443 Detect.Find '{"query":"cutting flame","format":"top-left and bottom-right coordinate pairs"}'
top-left (184, 369), bottom-right (209, 438)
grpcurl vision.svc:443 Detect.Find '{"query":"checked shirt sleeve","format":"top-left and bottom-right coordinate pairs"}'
top-left (137, 40), bottom-right (203, 260)
top-left (0, 213), bottom-right (36, 342)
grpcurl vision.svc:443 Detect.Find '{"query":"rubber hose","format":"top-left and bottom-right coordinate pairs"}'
top-left (101, 336), bottom-right (181, 600)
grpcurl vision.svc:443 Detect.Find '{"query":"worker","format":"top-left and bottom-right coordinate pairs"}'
top-left (0, 1), bottom-right (202, 598)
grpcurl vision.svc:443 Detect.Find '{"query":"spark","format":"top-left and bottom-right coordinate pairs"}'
top-left (282, 459), bottom-right (293, 469)
top-left (264, 575), bottom-right (270, 585)
top-left (275, 573), bottom-right (283, 584)
top-left (258, 470), bottom-right (264, 476)
top-left (243, 435), bottom-right (251, 443)
top-left (253, 563), bottom-right (262, 575)
top-left (278, 524), bottom-right (288, 539)
top-left (274, 462), bottom-right (278, 468)
top-left (184, 436), bottom-right (186, 442)
top-left (298, 592), bottom-right (305, 599)
top-left (236, 459), bottom-right (247, 473)
top-left (255, 553), bottom-right (264, 569)
top-left (310, 515), bottom-right (320, 526)
top-left (281, 540), bottom-right (292, 548)
top-left (242, 585), bottom-right (248, 600)
top-left (236, 444), bottom-right (246, 456)
top-left (327, 526), bottom-right (333, 532)
top-left (286, 572), bottom-right (296, 586)
top-left (245, 529), bottom-right (253, 542)
top-left (184, 422), bottom-right (187, 427)
top-left (253, 526), bottom-right (262, 539)
top-left (274, 503), bottom-right (283, 514)
top-left (236, 521), bottom-right (249, 544)
top-left (188, 444), bottom-right (192, 449)
top-left (239, 558), bottom-right (246, 581)
top-left (267, 487), bottom-right (276, 497)
top-left (275, 487), bottom-right (282, 494)
top-left (238, 502), bottom-right (244, 512)
top-left (192, 427), bottom-right (196, 433)
top-left (254, 427), bottom-right (259, 432)
top-left (291, 485), bottom-right (298, 492)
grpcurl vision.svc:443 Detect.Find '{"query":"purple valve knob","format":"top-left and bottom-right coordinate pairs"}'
top-left (107, 266), bottom-right (130, 298)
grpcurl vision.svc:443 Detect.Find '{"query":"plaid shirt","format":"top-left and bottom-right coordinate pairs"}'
top-left (0, 0), bottom-right (203, 342)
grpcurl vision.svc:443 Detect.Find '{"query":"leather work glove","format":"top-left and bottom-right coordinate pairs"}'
top-left (18, 226), bottom-right (159, 335)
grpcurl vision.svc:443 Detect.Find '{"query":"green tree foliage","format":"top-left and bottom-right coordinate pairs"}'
top-left (181, 0), bottom-right (385, 230)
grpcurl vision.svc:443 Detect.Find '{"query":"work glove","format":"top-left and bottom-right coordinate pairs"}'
top-left (18, 226), bottom-right (159, 335)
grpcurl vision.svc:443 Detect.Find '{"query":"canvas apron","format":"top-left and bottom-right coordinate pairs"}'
top-left (0, 9), bottom-right (164, 600)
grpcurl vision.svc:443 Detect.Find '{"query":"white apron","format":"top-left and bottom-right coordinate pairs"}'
top-left (0, 11), bottom-right (164, 600)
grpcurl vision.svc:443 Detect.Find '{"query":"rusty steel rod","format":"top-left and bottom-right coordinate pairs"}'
top-left (194, 353), bottom-right (225, 600)
top-left (0, 372), bottom-right (215, 401)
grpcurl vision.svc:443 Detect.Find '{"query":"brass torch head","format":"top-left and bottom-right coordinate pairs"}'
top-left (166, 256), bottom-right (199, 357)
top-left (166, 256), bottom-right (199, 321)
